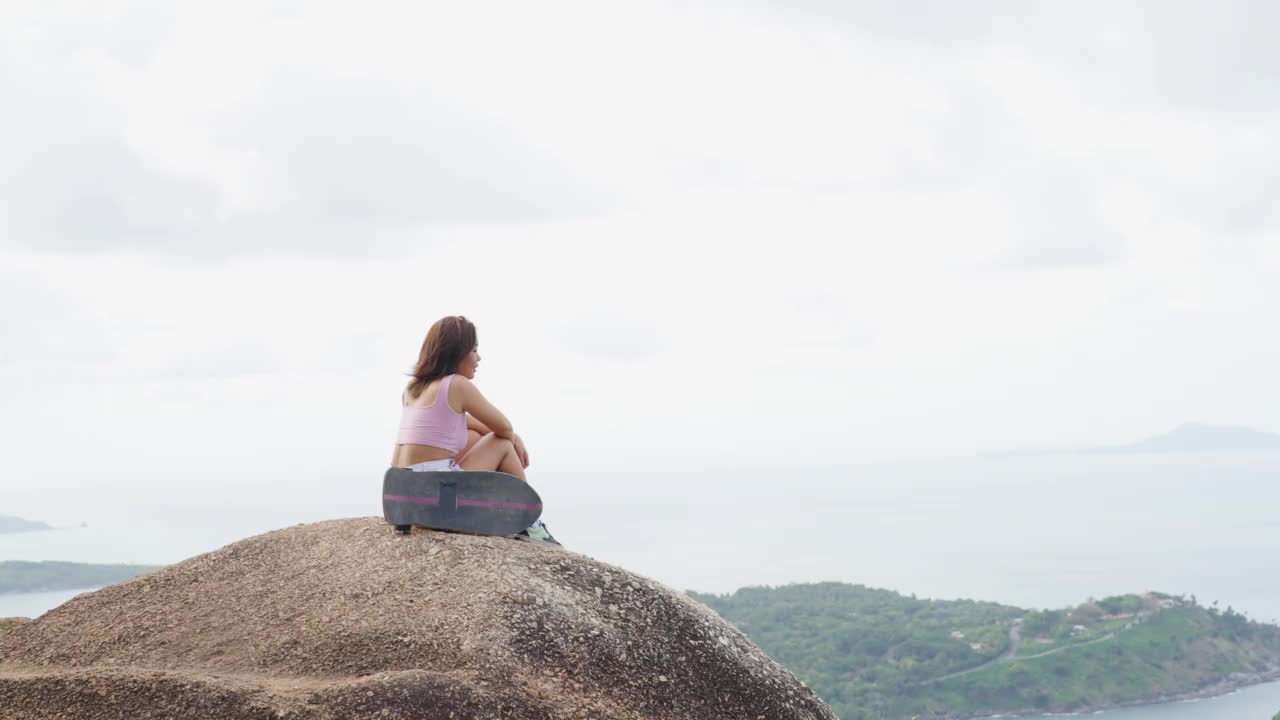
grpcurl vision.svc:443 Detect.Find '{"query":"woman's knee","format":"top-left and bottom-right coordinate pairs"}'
top-left (483, 433), bottom-right (515, 449)
top-left (466, 433), bottom-right (515, 462)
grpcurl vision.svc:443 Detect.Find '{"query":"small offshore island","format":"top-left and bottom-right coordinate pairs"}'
top-left (690, 583), bottom-right (1280, 720)
top-left (0, 515), bottom-right (53, 534)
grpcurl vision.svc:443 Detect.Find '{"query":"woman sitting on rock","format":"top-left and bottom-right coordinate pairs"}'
top-left (392, 315), bottom-right (557, 544)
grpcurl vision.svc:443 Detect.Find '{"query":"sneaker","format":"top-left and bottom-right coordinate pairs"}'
top-left (517, 522), bottom-right (562, 546)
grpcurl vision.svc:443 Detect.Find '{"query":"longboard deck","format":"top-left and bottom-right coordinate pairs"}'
top-left (383, 468), bottom-right (542, 536)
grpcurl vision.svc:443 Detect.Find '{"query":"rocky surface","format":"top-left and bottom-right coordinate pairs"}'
top-left (0, 517), bottom-right (835, 719)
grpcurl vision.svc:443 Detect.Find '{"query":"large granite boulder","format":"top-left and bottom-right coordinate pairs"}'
top-left (0, 518), bottom-right (835, 719)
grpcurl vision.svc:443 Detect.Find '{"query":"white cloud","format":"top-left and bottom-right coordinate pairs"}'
top-left (0, 3), bottom-right (617, 256)
top-left (0, 0), bottom-right (1278, 487)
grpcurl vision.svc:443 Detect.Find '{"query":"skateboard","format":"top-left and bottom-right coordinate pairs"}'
top-left (382, 468), bottom-right (543, 536)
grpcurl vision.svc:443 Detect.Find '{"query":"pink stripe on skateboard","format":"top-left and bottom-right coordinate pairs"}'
top-left (457, 498), bottom-right (543, 511)
top-left (384, 494), bottom-right (540, 512)
top-left (384, 494), bottom-right (439, 505)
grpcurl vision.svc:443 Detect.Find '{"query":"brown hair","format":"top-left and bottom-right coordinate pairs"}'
top-left (406, 316), bottom-right (477, 399)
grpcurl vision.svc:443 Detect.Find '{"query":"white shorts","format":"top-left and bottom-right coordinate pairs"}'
top-left (407, 458), bottom-right (462, 472)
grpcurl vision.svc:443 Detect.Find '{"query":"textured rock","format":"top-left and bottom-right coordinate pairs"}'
top-left (0, 517), bottom-right (835, 719)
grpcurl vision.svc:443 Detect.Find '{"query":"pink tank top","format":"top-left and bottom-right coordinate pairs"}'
top-left (397, 375), bottom-right (467, 453)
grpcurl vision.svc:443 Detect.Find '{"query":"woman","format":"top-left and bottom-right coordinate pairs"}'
top-left (393, 315), bottom-right (557, 544)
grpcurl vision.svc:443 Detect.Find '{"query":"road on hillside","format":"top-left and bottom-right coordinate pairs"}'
top-left (922, 623), bottom-right (1117, 685)
top-left (922, 622), bottom-right (1021, 685)
top-left (1014, 632), bottom-right (1115, 661)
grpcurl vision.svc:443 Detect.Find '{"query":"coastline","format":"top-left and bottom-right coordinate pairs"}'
top-left (0, 588), bottom-right (102, 620)
top-left (0, 584), bottom-right (102, 597)
top-left (964, 667), bottom-right (1280, 719)
top-left (0, 560), bottom-right (160, 597)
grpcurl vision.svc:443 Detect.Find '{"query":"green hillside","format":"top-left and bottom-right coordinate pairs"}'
top-left (0, 561), bottom-right (159, 595)
top-left (689, 583), bottom-right (1280, 719)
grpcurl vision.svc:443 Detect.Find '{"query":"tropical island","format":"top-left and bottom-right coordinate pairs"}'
top-left (0, 515), bottom-right (52, 534)
top-left (689, 583), bottom-right (1280, 720)
top-left (0, 561), bottom-right (159, 595)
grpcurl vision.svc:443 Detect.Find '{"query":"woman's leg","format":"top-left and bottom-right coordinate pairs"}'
top-left (457, 433), bottom-right (526, 480)
top-left (457, 434), bottom-right (554, 542)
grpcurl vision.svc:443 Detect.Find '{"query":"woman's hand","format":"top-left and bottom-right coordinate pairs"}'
top-left (512, 433), bottom-right (530, 469)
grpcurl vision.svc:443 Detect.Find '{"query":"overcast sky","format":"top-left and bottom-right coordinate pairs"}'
top-left (2, 0), bottom-right (1278, 498)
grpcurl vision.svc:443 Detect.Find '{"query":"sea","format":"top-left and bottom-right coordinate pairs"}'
top-left (3, 451), bottom-right (1279, 718)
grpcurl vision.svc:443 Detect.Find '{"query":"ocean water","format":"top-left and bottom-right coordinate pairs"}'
top-left (0, 589), bottom-right (89, 619)
top-left (3, 451), bottom-right (1279, 718)
top-left (1023, 678), bottom-right (1280, 719)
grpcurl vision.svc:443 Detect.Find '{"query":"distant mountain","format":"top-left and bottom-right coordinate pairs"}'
top-left (0, 515), bottom-right (52, 535)
top-left (1087, 423), bottom-right (1280, 454)
top-left (985, 423), bottom-right (1280, 458)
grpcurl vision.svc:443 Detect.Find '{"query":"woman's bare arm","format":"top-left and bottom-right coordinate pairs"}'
top-left (466, 414), bottom-right (491, 435)
top-left (452, 376), bottom-right (514, 439)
